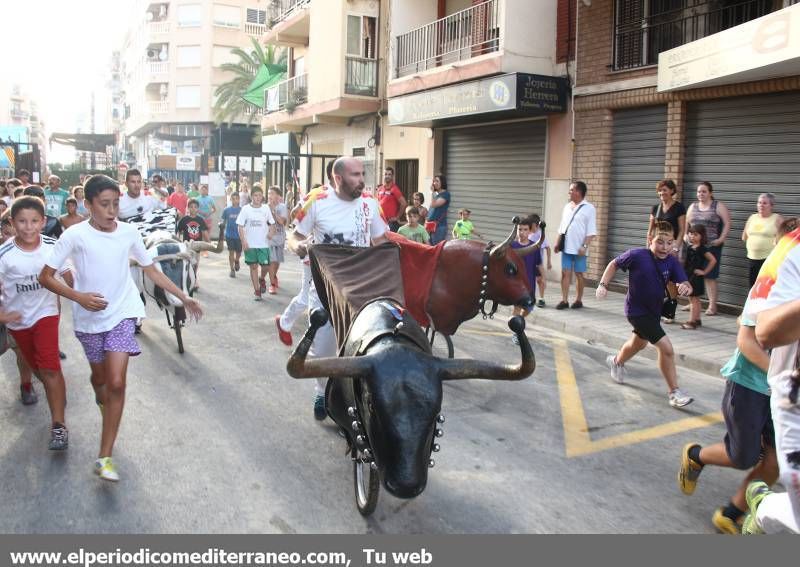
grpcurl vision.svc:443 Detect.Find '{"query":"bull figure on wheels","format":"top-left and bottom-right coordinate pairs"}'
top-left (286, 218), bottom-right (541, 515)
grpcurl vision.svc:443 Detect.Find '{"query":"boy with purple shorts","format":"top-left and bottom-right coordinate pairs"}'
top-left (40, 174), bottom-right (203, 482)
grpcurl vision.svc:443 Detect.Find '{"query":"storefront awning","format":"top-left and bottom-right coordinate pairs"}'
top-left (388, 72), bottom-right (569, 128)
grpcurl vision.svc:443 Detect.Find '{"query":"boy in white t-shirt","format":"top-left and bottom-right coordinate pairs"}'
top-left (0, 197), bottom-right (73, 450)
top-left (236, 186), bottom-right (276, 301)
top-left (39, 174), bottom-right (203, 482)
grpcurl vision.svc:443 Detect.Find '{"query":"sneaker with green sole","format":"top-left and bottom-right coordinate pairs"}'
top-left (742, 480), bottom-right (770, 535)
top-left (94, 457), bottom-right (119, 482)
top-left (712, 507), bottom-right (742, 534)
top-left (678, 443), bottom-right (703, 495)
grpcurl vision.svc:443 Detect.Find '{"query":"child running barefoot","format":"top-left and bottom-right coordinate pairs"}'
top-left (681, 224), bottom-right (717, 330)
top-left (596, 221), bottom-right (695, 408)
top-left (39, 175), bottom-right (203, 482)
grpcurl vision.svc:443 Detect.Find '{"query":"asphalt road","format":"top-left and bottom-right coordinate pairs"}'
top-left (0, 251), bottom-right (742, 534)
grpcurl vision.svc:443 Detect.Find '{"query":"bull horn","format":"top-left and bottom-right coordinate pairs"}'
top-left (513, 221), bottom-right (547, 258)
top-left (286, 309), bottom-right (373, 379)
top-left (188, 240), bottom-right (223, 254)
top-left (436, 316), bottom-right (535, 381)
top-left (489, 216), bottom-right (521, 259)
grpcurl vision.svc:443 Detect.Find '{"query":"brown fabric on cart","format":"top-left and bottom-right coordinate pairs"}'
top-left (309, 242), bottom-right (406, 352)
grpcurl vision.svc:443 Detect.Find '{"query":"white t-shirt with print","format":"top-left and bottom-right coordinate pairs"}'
top-left (46, 221), bottom-right (153, 333)
top-left (0, 236), bottom-right (71, 330)
top-left (296, 189), bottom-right (386, 248)
top-left (236, 204), bottom-right (275, 249)
top-left (118, 192), bottom-right (165, 220)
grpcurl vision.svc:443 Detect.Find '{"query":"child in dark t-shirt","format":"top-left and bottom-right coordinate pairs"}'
top-left (682, 224), bottom-right (717, 330)
top-left (176, 199), bottom-right (208, 243)
top-left (509, 217), bottom-right (543, 344)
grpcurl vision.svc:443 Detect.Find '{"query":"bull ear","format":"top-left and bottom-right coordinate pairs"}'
top-left (489, 216), bottom-right (521, 259)
top-left (436, 316), bottom-right (535, 380)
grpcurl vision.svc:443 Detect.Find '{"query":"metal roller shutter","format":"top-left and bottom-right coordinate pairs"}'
top-left (444, 120), bottom-right (546, 244)
top-left (684, 92), bottom-right (800, 307)
top-left (608, 106), bottom-right (668, 282)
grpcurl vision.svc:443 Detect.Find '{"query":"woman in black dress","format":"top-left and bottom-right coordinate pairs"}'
top-left (647, 179), bottom-right (686, 257)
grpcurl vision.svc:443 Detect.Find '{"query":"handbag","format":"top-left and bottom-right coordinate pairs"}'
top-left (555, 204), bottom-right (585, 253)
top-left (424, 220), bottom-right (438, 233)
top-left (649, 251), bottom-right (678, 319)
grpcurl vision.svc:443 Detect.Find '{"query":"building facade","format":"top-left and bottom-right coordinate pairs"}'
top-left (573, 0), bottom-right (800, 307)
top-left (118, 0), bottom-right (268, 180)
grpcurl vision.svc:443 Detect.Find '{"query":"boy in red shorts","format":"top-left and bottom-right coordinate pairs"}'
top-left (0, 197), bottom-right (73, 449)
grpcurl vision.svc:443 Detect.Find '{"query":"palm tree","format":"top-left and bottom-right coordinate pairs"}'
top-left (213, 37), bottom-right (286, 126)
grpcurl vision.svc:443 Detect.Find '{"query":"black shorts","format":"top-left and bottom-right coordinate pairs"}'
top-left (627, 315), bottom-right (666, 344)
top-left (722, 380), bottom-right (775, 469)
top-left (226, 238), bottom-right (242, 253)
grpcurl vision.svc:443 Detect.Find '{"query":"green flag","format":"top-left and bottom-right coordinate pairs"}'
top-left (243, 63), bottom-right (287, 108)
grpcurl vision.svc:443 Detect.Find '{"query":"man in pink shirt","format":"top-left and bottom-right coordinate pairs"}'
top-left (167, 182), bottom-right (189, 217)
top-left (376, 167), bottom-right (407, 232)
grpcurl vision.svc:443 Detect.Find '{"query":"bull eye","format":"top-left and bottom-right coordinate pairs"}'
top-left (505, 262), bottom-right (518, 277)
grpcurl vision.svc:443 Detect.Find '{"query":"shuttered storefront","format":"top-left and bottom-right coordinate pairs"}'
top-left (443, 120), bottom-right (546, 244)
top-left (684, 91), bottom-right (800, 307)
top-left (608, 106), bottom-right (668, 282)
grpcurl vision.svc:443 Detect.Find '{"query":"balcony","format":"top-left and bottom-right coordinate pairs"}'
top-left (263, 0), bottom-right (311, 47)
top-left (614, 0), bottom-right (774, 71)
top-left (395, 0), bottom-right (501, 79)
top-left (147, 61), bottom-right (169, 76)
top-left (148, 100), bottom-right (169, 114)
top-left (345, 56), bottom-right (378, 97)
top-left (147, 20), bottom-right (170, 35)
top-left (245, 22), bottom-right (267, 37)
top-left (264, 73), bottom-right (308, 113)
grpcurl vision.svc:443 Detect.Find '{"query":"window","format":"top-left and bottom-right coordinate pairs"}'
top-left (177, 45), bottom-right (202, 68)
top-left (177, 4), bottom-right (202, 27)
top-left (212, 45), bottom-right (238, 67)
top-left (213, 4), bottom-right (241, 28)
top-left (176, 86), bottom-right (201, 108)
top-left (346, 15), bottom-right (377, 58)
top-left (246, 8), bottom-right (266, 24)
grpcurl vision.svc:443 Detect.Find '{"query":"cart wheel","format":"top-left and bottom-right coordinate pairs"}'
top-left (173, 307), bottom-right (186, 354)
top-left (429, 331), bottom-right (455, 359)
top-left (353, 451), bottom-right (379, 517)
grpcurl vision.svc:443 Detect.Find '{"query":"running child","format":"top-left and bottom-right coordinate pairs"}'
top-left (0, 197), bottom-right (73, 450)
top-left (236, 186), bottom-right (276, 301)
top-left (221, 192), bottom-right (242, 278)
top-left (266, 186), bottom-right (288, 294)
top-left (528, 214), bottom-right (552, 307)
top-left (176, 199), bottom-right (208, 243)
top-left (39, 174), bottom-right (202, 481)
top-left (59, 197), bottom-right (84, 230)
top-left (681, 224), bottom-right (717, 330)
top-left (596, 221), bottom-right (695, 408)
top-left (196, 184), bottom-right (217, 237)
top-left (510, 217), bottom-right (544, 344)
top-left (398, 206), bottom-right (430, 244)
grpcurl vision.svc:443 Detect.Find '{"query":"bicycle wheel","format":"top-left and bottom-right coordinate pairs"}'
top-left (353, 450), bottom-right (380, 517)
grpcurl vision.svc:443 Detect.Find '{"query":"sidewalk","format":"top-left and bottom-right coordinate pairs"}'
top-left (492, 283), bottom-right (740, 377)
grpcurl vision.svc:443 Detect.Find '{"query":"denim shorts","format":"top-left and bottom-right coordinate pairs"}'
top-left (561, 252), bottom-right (588, 273)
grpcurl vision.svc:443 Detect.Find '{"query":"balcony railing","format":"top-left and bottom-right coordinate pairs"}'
top-left (613, 0), bottom-right (773, 70)
top-left (269, 0), bottom-right (311, 27)
top-left (147, 20), bottom-right (170, 35)
top-left (345, 56), bottom-right (378, 97)
top-left (148, 100), bottom-right (169, 114)
top-left (148, 61), bottom-right (169, 75)
top-left (264, 73), bottom-right (308, 113)
top-left (245, 22), bottom-right (267, 37)
top-left (395, 0), bottom-right (501, 79)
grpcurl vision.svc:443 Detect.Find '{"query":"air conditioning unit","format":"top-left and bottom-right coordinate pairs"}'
top-left (147, 49), bottom-right (157, 59)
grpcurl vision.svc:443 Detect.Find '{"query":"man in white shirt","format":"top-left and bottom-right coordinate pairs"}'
top-left (118, 169), bottom-right (166, 221)
top-left (288, 157), bottom-right (387, 420)
top-left (555, 180), bottom-right (597, 310)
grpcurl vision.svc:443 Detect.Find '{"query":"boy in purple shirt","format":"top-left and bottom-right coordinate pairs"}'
top-left (510, 217), bottom-right (544, 344)
top-left (596, 221), bottom-right (695, 408)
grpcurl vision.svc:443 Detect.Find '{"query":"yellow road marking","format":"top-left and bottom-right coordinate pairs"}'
top-left (462, 329), bottom-right (724, 457)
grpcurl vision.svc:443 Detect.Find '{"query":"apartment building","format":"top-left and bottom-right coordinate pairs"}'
top-left (385, 0), bottom-right (576, 244)
top-left (119, 0), bottom-right (268, 180)
top-left (573, 0), bottom-right (800, 307)
top-left (260, 0), bottom-right (384, 189)
top-left (0, 84), bottom-right (46, 178)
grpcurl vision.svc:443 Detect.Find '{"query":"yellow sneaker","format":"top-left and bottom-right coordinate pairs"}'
top-left (678, 443), bottom-right (703, 495)
top-left (94, 457), bottom-right (119, 482)
top-left (712, 508), bottom-right (742, 534)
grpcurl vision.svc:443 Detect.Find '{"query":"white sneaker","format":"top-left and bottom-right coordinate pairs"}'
top-left (669, 388), bottom-right (693, 408)
top-left (606, 355), bottom-right (625, 384)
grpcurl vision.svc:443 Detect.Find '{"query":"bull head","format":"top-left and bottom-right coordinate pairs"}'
top-left (287, 309), bottom-right (535, 499)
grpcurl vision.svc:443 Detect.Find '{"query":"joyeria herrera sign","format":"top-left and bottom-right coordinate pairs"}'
top-left (388, 73), bottom-right (568, 127)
